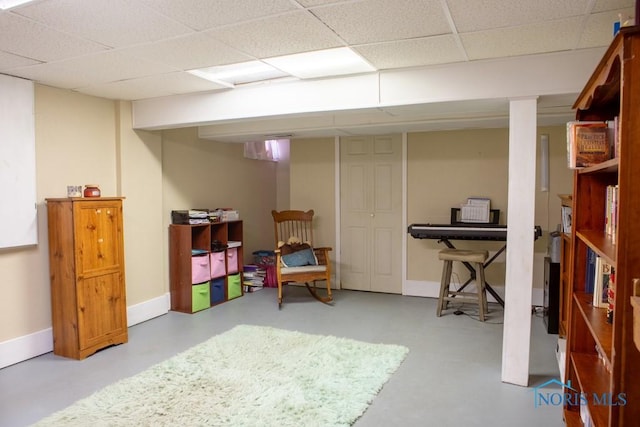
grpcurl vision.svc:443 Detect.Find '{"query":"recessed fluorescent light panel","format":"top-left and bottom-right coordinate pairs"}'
top-left (0, 0), bottom-right (36, 9)
top-left (188, 61), bottom-right (289, 88)
top-left (264, 47), bottom-right (375, 79)
top-left (189, 48), bottom-right (375, 87)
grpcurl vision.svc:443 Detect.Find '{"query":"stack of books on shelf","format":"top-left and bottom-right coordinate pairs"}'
top-left (243, 264), bottom-right (266, 292)
top-left (561, 205), bottom-right (572, 234)
top-left (171, 209), bottom-right (210, 225)
top-left (584, 247), bottom-right (616, 319)
top-left (566, 119), bottom-right (618, 169)
top-left (592, 255), bottom-right (612, 309)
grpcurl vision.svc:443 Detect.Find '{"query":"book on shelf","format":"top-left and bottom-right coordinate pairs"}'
top-left (566, 121), bottom-right (611, 168)
top-left (561, 205), bottom-right (572, 234)
top-left (592, 257), bottom-right (612, 308)
top-left (607, 267), bottom-right (616, 324)
top-left (605, 184), bottom-right (619, 238)
top-left (609, 116), bottom-right (620, 159)
top-left (585, 247), bottom-right (597, 294)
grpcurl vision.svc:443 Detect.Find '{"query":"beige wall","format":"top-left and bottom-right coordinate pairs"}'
top-left (161, 127), bottom-right (277, 263)
top-left (286, 128), bottom-right (573, 293)
top-left (0, 87), bottom-right (278, 347)
top-left (289, 137), bottom-right (336, 254)
top-left (407, 128), bottom-right (511, 287)
top-left (406, 126), bottom-right (573, 288)
top-left (276, 140), bottom-right (290, 211)
top-left (116, 101), bottom-right (165, 305)
top-left (0, 86), bottom-right (118, 341)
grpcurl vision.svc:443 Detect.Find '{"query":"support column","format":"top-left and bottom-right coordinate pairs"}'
top-left (501, 97), bottom-right (537, 386)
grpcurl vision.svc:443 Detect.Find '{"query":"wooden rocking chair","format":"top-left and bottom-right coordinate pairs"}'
top-left (271, 210), bottom-right (333, 309)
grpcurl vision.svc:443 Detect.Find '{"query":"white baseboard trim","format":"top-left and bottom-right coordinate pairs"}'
top-left (0, 328), bottom-right (53, 370)
top-left (403, 280), bottom-right (544, 306)
top-left (0, 293), bottom-right (170, 369)
top-left (126, 293), bottom-right (171, 327)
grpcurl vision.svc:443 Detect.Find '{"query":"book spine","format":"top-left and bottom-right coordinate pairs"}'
top-left (585, 247), bottom-right (596, 294)
top-left (593, 256), bottom-right (603, 306)
top-left (607, 268), bottom-right (616, 324)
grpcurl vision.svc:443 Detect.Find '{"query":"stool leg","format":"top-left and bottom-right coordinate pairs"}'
top-left (480, 265), bottom-right (488, 315)
top-left (475, 263), bottom-right (487, 321)
top-left (437, 260), bottom-right (452, 316)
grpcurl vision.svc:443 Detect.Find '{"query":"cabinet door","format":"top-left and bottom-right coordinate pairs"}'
top-left (77, 272), bottom-right (127, 350)
top-left (74, 201), bottom-right (123, 275)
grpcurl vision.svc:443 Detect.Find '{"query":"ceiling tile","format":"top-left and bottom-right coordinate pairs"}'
top-left (578, 7), bottom-right (635, 48)
top-left (139, 0), bottom-right (298, 31)
top-left (461, 18), bottom-right (583, 61)
top-left (10, 51), bottom-right (178, 89)
top-left (0, 50), bottom-right (41, 70)
top-left (8, 62), bottom-right (95, 89)
top-left (0, 12), bottom-right (106, 61)
top-left (297, 0), bottom-right (345, 6)
top-left (354, 35), bottom-right (465, 69)
top-left (310, 0), bottom-right (452, 45)
top-left (592, 0), bottom-right (635, 12)
top-left (0, 0), bottom-right (625, 103)
top-left (64, 51), bottom-right (178, 84)
top-left (75, 72), bottom-right (229, 100)
top-left (447, 0), bottom-right (587, 33)
top-left (207, 11), bottom-right (341, 58)
top-left (14, 0), bottom-right (192, 48)
top-left (119, 33), bottom-right (254, 71)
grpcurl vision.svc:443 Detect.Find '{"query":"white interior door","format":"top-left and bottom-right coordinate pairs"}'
top-left (340, 135), bottom-right (402, 293)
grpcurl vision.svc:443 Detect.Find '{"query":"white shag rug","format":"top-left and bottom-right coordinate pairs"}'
top-left (33, 325), bottom-right (409, 427)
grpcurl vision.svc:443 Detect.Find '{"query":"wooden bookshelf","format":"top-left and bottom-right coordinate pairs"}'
top-left (563, 27), bottom-right (640, 427)
top-left (559, 194), bottom-right (573, 338)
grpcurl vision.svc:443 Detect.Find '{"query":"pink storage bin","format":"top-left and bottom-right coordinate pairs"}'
top-left (227, 248), bottom-right (239, 274)
top-left (210, 251), bottom-right (226, 278)
top-left (191, 255), bottom-right (211, 284)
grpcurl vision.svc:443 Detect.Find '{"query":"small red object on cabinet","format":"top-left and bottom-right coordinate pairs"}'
top-left (84, 185), bottom-right (100, 197)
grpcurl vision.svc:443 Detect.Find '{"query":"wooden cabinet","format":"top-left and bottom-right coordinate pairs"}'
top-left (169, 221), bottom-right (243, 313)
top-left (46, 197), bottom-right (128, 360)
top-left (564, 28), bottom-right (640, 427)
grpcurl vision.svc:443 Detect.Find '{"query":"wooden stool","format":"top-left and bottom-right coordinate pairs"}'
top-left (437, 248), bottom-right (489, 321)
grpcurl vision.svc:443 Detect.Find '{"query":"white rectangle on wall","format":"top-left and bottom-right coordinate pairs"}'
top-left (0, 74), bottom-right (37, 248)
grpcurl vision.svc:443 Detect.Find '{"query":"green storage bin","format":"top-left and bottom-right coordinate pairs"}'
top-left (192, 282), bottom-right (210, 312)
top-left (227, 274), bottom-right (242, 300)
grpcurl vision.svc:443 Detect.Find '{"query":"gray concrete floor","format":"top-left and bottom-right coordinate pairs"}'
top-left (0, 287), bottom-right (564, 427)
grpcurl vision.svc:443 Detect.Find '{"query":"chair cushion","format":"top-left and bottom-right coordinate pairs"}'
top-left (281, 247), bottom-right (318, 267)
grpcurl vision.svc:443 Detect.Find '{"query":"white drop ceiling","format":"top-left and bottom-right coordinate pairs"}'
top-left (0, 0), bottom-right (635, 141)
